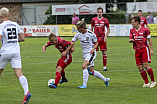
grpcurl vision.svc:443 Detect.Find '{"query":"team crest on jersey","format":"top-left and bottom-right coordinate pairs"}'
top-left (59, 46), bottom-right (62, 48)
top-left (101, 21), bottom-right (104, 23)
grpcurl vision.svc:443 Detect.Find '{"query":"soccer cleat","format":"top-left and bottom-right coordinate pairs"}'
top-left (59, 78), bottom-right (68, 84)
top-left (104, 78), bottom-right (110, 86)
top-left (78, 85), bottom-right (87, 89)
top-left (150, 81), bottom-right (156, 88)
top-left (103, 69), bottom-right (107, 71)
top-left (49, 84), bottom-right (57, 88)
top-left (143, 83), bottom-right (150, 87)
top-left (22, 92), bottom-right (31, 104)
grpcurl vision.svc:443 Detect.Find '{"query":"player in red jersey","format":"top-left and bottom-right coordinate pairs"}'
top-left (129, 16), bottom-right (156, 88)
top-left (91, 7), bottom-right (110, 71)
top-left (42, 33), bottom-right (74, 88)
top-left (137, 10), bottom-right (148, 28)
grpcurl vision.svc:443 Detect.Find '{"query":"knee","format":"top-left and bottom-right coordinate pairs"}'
top-left (143, 63), bottom-right (149, 69)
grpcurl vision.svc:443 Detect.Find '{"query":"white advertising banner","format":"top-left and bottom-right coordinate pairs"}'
top-left (52, 3), bottom-right (106, 15)
top-left (21, 24), bottom-right (135, 37)
top-left (21, 25), bottom-right (58, 36)
top-left (127, 2), bottom-right (157, 13)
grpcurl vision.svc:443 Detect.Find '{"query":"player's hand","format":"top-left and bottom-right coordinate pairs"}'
top-left (70, 46), bottom-right (75, 53)
top-left (150, 50), bottom-right (154, 55)
top-left (42, 45), bottom-right (46, 52)
top-left (90, 49), bottom-right (94, 54)
top-left (104, 37), bottom-right (107, 43)
top-left (129, 39), bottom-right (134, 43)
top-left (61, 51), bottom-right (67, 57)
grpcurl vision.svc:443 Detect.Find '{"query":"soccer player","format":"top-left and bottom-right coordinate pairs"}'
top-left (0, 7), bottom-right (31, 104)
top-left (129, 16), bottom-right (156, 88)
top-left (72, 18), bottom-right (110, 89)
top-left (42, 33), bottom-right (74, 88)
top-left (91, 7), bottom-right (110, 71)
top-left (137, 10), bottom-right (148, 28)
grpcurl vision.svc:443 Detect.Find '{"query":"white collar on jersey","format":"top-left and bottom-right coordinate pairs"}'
top-left (97, 16), bottom-right (103, 20)
top-left (135, 26), bottom-right (141, 32)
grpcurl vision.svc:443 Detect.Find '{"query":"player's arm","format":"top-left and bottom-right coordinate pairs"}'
top-left (61, 41), bottom-right (74, 57)
top-left (91, 18), bottom-right (94, 32)
top-left (0, 35), bottom-right (2, 42)
top-left (91, 41), bottom-right (98, 54)
top-left (147, 35), bottom-right (153, 55)
top-left (42, 42), bottom-right (52, 52)
top-left (18, 33), bottom-right (25, 42)
top-left (104, 27), bottom-right (110, 43)
top-left (129, 30), bottom-right (134, 43)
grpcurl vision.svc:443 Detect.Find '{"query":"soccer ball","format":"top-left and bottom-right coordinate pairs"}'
top-left (48, 79), bottom-right (55, 86)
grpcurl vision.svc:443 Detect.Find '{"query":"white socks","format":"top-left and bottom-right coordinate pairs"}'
top-left (94, 71), bottom-right (106, 82)
top-left (83, 69), bottom-right (89, 87)
top-left (19, 75), bottom-right (29, 95)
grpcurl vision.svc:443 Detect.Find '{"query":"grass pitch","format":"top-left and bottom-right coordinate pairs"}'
top-left (0, 37), bottom-right (157, 104)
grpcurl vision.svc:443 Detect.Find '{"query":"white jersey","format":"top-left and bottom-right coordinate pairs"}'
top-left (0, 20), bottom-right (22, 54)
top-left (72, 29), bottom-right (97, 55)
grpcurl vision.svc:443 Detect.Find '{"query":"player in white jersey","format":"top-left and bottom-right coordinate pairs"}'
top-left (72, 18), bottom-right (110, 88)
top-left (0, 7), bottom-right (31, 104)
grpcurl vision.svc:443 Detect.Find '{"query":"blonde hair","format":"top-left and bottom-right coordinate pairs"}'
top-left (76, 18), bottom-right (87, 29)
top-left (0, 7), bottom-right (9, 18)
top-left (49, 33), bottom-right (57, 43)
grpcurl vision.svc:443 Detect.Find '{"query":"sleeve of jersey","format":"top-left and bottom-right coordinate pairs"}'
top-left (62, 39), bottom-right (71, 47)
top-left (92, 34), bottom-right (97, 43)
top-left (91, 18), bottom-right (94, 27)
top-left (72, 33), bottom-right (78, 42)
top-left (106, 19), bottom-right (109, 28)
top-left (17, 24), bottom-right (23, 34)
top-left (0, 25), bottom-right (2, 35)
top-left (145, 28), bottom-right (150, 37)
top-left (47, 41), bottom-right (52, 46)
top-left (129, 30), bottom-right (133, 39)
top-left (145, 18), bottom-right (147, 24)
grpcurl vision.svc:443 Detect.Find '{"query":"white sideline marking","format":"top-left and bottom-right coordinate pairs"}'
top-left (2, 69), bottom-right (132, 75)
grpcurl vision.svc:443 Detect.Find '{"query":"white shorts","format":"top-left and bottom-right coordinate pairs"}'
top-left (0, 53), bottom-right (22, 69)
top-left (83, 52), bottom-right (97, 67)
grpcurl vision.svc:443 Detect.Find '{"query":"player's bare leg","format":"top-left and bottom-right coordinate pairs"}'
top-left (14, 68), bottom-right (31, 103)
top-left (0, 69), bottom-right (4, 75)
top-left (102, 50), bottom-right (107, 71)
top-left (143, 62), bottom-right (156, 88)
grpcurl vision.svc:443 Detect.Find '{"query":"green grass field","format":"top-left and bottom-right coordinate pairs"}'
top-left (0, 37), bottom-right (157, 104)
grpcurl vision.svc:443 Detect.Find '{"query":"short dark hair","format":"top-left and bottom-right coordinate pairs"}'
top-left (97, 7), bottom-right (103, 12)
top-left (49, 33), bottom-right (57, 43)
top-left (138, 10), bottom-right (142, 12)
top-left (131, 16), bottom-right (140, 24)
top-left (148, 12), bottom-right (151, 14)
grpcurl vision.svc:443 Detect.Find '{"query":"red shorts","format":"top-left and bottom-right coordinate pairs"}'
top-left (95, 37), bottom-right (107, 51)
top-left (135, 47), bottom-right (151, 66)
top-left (57, 53), bottom-right (72, 70)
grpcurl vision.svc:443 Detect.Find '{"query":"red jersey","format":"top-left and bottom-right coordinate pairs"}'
top-left (140, 16), bottom-right (147, 27)
top-left (47, 36), bottom-right (71, 53)
top-left (130, 26), bottom-right (150, 50)
top-left (91, 17), bottom-right (109, 37)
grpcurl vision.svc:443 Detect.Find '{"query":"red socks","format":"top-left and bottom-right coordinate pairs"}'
top-left (146, 67), bottom-right (155, 82)
top-left (140, 69), bottom-right (149, 84)
top-left (103, 54), bottom-right (107, 68)
top-left (61, 69), bottom-right (65, 79)
top-left (54, 72), bottom-right (61, 85)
